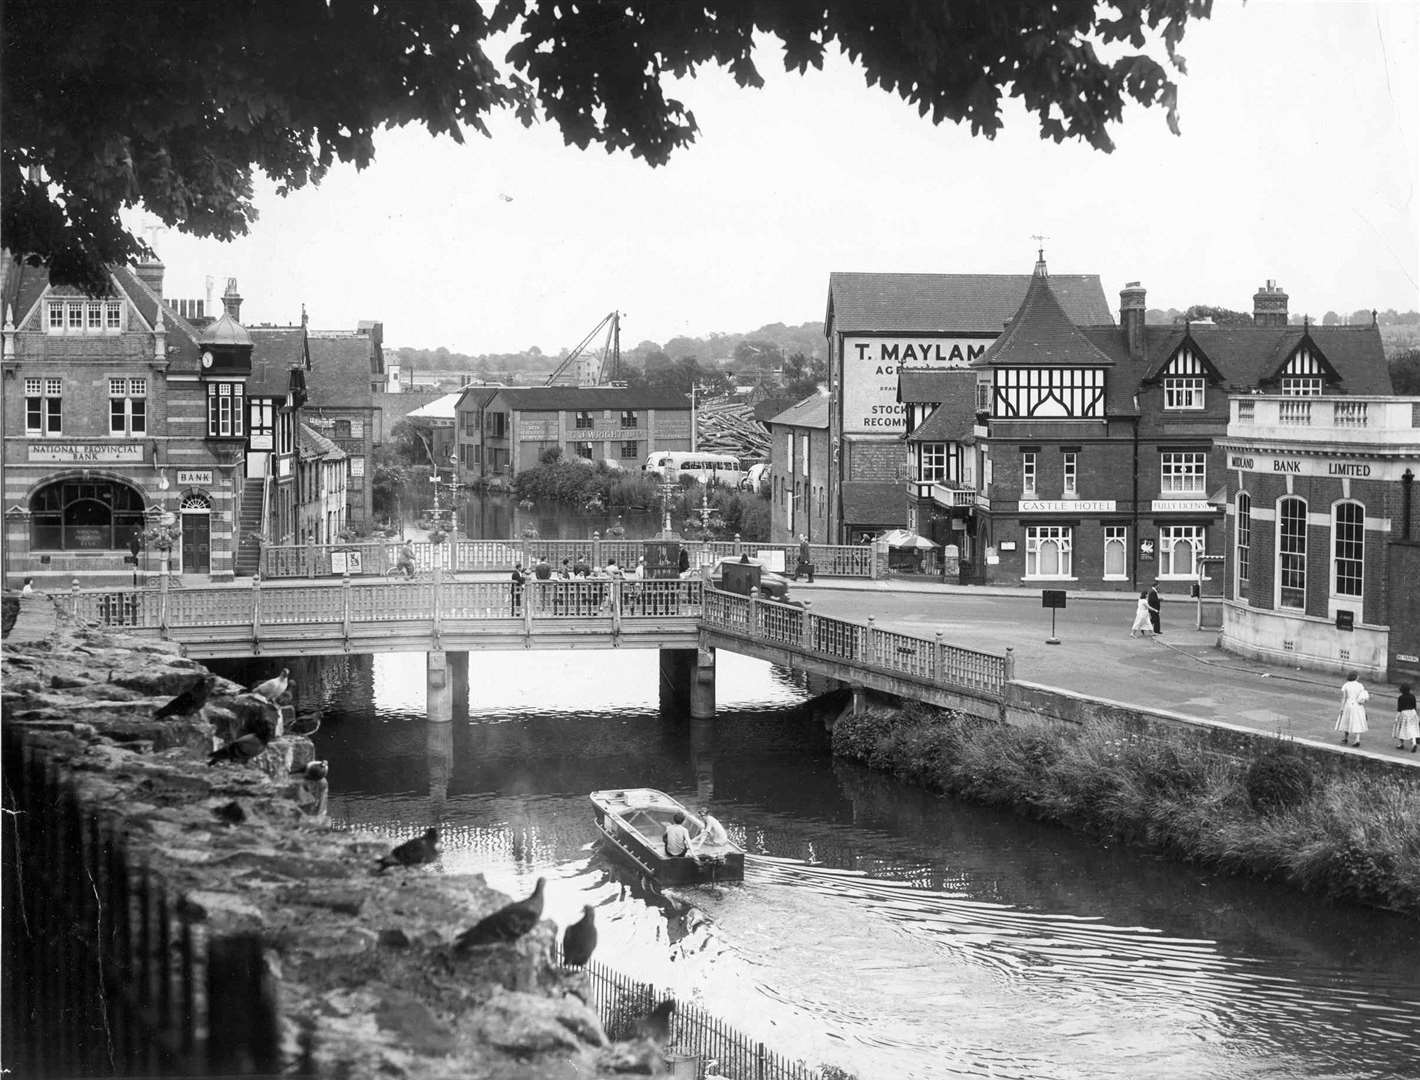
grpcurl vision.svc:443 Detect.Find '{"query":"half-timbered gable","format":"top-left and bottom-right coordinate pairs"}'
top-left (1260, 332), bottom-right (1343, 395)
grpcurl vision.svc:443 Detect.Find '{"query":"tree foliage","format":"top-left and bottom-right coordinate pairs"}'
top-left (4, 0), bottom-right (1211, 291)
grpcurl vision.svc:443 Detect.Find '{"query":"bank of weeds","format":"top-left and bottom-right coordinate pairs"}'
top-left (833, 704), bottom-right (1420, 916)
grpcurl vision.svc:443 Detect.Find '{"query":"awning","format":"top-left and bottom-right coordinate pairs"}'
top-left (881, 529), bottom-right (939, 550)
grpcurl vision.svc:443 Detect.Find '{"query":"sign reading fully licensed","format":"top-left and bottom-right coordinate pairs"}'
top-left (841, 335), bottom-right (992, 435)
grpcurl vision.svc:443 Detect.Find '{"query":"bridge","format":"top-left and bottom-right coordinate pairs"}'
top-left (61, 573), bottom-right (1012, 722)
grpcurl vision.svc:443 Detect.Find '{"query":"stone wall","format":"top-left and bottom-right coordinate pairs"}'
top-left (1, 618), bottom-right (668, 1078)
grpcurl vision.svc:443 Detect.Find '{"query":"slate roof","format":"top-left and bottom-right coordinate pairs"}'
top-left (826, 272), bottom-right (1114, 334)
top-left (109, 264), bottom-right (203, 365)
top-left (298, 422), bottom-right (346, 460)
top-left (971, 269), bottom-right (1118, 369)
top-left (897, 367), bottom-right (970, 404)
top-left (840, 481), bottom-right (906, 525)
top-left (901, 370), bottom-right (979, 443)
top-left (1135, 324), bottom-right (1392, 395)
top-left (765, 393), bottom-right (830, 429)
top-left (492, 386), bottom-right (690, 411)
top-left (247, 326), bottom-right (308, 397)
top-left (1, 256), bottom-right (51, 328)
top-left (307, 334), bottom-right (377, 408)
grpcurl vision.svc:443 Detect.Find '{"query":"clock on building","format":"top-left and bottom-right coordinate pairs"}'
top-left (201, 351), bottom-right (214, 368)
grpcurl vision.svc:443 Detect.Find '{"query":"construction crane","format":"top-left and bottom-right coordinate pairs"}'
top-left (544, 311), bottom-right (621, 387)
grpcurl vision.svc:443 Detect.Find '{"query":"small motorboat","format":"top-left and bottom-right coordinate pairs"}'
top-left (590, 788), bottom-right (744, 885)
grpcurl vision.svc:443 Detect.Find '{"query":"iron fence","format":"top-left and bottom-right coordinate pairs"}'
top-left (1, 728), bottom-right (285, 1077)
top-left (562, 950), bottom-right (826, 1080)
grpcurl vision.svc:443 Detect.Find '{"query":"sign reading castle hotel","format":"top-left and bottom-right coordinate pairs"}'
top-left (841, 335), bottom-right (990, 434)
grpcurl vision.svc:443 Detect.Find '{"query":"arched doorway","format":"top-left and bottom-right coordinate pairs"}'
top-left (180, 492), bottom-right (212, 574)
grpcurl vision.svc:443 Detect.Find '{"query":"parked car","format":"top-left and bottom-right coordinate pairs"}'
top-left (702, 555), bottom-right (791, 601)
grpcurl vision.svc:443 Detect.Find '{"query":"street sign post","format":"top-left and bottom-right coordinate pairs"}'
top-left (1041, 589), bottom-right (1066, 644)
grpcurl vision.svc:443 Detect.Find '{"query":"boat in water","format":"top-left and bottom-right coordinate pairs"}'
top-left (590, 787), bottom-right (745, 885)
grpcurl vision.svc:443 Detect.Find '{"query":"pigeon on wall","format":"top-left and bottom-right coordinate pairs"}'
top-left (153, 674), bottom-right (216, 719)
top-left (208, 732), bottom-right (268, 766)
top-left (375, 827), bottom-right (440, 872)
top-left (454, 877), bottom-right (546, 950)
top-left (561, 904), bottom-right (597, 966)
top-left (249, 668), bottom-right (290, 703)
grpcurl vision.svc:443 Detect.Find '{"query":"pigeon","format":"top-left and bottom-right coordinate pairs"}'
top-left (153, 674), bottom-right (216, 719)
top-left (633, 999), bottom-right (675, 1044)
top-left (454, 877), bottom-right (546, 951)
top-left (375, 827), bottom-right (440, 873)
top-left (249, 667), bottom-right (290, 703)
top-left (208, 733), bottom-right (268, 766)
top-left (304, 760), bottom-right (329, 781)
top-left (561, 904), bottom-right (597, 966)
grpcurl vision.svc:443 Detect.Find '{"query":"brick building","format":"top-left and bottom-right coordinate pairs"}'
top-left (764, 391), bottom-right (830, 542)
top-left (455, 386), bottom-right (691, 479)
top-left (305, 324), bottom-right (384, 531)
top-left (823, 271), bottom-right (1112, 543)
top-left (911, 259), bottom-right (1391, 596)
top-left (1217, 396), bottom-right (1420, 681)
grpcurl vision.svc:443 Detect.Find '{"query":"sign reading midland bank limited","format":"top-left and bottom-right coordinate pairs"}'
top-left (1226, 451), bottom-right (1408, 481)
top-left (841, 335), bottom-right (993, 435)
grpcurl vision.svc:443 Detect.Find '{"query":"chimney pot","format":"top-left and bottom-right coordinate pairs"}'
top-left (1253, 279), bottom-right (1289, 327)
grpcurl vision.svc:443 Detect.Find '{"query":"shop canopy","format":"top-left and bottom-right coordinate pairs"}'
top-left (880, 529), bottom-right (939, 550)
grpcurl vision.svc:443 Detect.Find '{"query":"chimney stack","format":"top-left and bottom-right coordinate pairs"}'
top-left (135, 254), bottom-right (165, 298)
top-left (222, 277), bottom-right (242, 321)
top-left (1120, 281), bottom-right (1147, 362)
top-left (1252, 279), bottom-right (1288, 327)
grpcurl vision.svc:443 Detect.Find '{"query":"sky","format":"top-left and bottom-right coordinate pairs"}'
top-left (147, 0), bottom-right (1419, 356)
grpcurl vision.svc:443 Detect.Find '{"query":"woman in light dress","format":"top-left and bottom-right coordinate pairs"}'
top-left (1129, 591), bottom-right (1153, 638)
top-left (1334, 671), bottom-right (1369, 747)
top-left (1392, 684), bottom-right (1419, 753)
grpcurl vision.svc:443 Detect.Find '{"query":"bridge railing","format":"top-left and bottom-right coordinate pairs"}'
top-left (702, 588), bottom-right (1009, 695)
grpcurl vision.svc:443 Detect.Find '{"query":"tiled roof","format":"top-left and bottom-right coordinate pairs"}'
top-left (840, 481), bottom-right (906, 526)
top-left (826, 272), bottom-right (1113, 333)
top-left (1, 256), bottom-right (50, 328)
top-left (972, 270), bottom-right (1117, 369)
top-left (298, 422), bottom-right (347, 460)
top-left (307, 334), bottom-right (377, 408)
top-left (247, 327), bottom-right (308, 397)
top-left (904, 371), bottom-right (979, 443)
top-left (109, 265), bottom-right (203, 365)
top-left (897, 367), bottom-right (970, 403)
top-left (492, 386), bottom-right (690, 410)
top-left (1136, 324), bottom-right (1392, 395)
top-left (765, 392), bottom-right (830, 429)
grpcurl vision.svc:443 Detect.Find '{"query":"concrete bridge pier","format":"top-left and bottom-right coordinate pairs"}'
top-left (659, 647), bottom-right (696, 716)
top-left (426, 718), bottom-right (454, 820)
top-left (449, 651), bottom-right (469, 724)
top-left (427, 651), bottom-right (452, 723)
top-left (691, 646), bottom-right (717, 720)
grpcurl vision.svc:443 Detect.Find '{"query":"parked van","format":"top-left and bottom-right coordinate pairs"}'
top-left (643, 451), bottom-right (744, 487)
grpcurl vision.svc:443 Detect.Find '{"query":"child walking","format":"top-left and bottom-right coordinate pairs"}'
top-left (1393, 684), bottom-right (1418, 752)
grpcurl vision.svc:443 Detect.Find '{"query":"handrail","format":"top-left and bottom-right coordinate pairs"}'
top-left (259, 469), bottom-right (273, 543)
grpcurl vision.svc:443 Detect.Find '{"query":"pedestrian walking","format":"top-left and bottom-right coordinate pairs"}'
top-left (1392, 683), bottom-right (1419, 752)
top-left (1130, 591), bottom-right (1153, 637)
top-left (792, 535), bottom-right (815, 582)
top-left (510, 564), bottom-right (526, 615)
top-left (1334, 671), bottom-right (1369, 747)
top-left (1147, 582), bottom-right (1162, 635)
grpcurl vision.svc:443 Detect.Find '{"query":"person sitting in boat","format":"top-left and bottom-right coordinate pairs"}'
top-left (691, 805), bottom-right (728, 864)
top-left (663, 811), bottom-right (691, 858)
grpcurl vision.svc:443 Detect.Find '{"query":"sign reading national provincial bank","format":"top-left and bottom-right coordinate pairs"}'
top-left (28, 443), bottom-right (145, 464)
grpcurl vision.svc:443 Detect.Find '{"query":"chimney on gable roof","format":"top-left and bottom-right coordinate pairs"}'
top-left (1252, 279), bottom-right (1288, 327)
top-left (222, 277), bottom-right (242, 321)
top-left (1120, 281), bottom-right (1147, 362)
top-left (135, 253), bottom-right (165, 298)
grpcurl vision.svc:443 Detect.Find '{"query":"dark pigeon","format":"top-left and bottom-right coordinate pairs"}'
top-left (375, 827), bottom-right (440, 873)
top-left (208, 733), bottom-right (268, 766)
top-left (304, 760), bottom-right (329, 781)
top-left (454, 877), bottom-right (546, 951)
top-left (154, 674), bottom-right (216, 719)
top-left (633, 999), bottom-right (675, 1044)
top-left (561, 904), bottom-right (597, 967)
top-left (249, 667), bottom-right (290, 703)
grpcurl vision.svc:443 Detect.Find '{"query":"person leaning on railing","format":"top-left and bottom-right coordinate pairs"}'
top-left (396, 539), bottom-right (416, 579)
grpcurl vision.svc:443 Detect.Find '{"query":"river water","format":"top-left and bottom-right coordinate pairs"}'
top-left (209, 647), bottom-right (1420, 1080)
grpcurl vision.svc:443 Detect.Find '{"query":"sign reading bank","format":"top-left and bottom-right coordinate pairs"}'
top-left (842, 335), bottom-right (992, 434)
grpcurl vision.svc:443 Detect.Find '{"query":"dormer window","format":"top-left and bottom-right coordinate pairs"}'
top-left (1164, 377), bottom-right (1205, 410)
top-left (1160, 343), bottom-right (1211, 410)
top-left (45, 299), bottom-right (122, 334)
top-left (1276, 340), bottom-right (1330, 396)
top-left (1281, 377), bottom-right (1323, 396)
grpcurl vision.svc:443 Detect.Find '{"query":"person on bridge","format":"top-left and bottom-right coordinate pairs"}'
top-left (1130, 592), bottom-right (1153, 638)
top-left (396, 539), bottom-right (416, 579)
top-left (792, 535), bottom-right (814, 582)
top-left (1334, 671), bottom-right (1369, 747)
top-left (677, 546), bottom-right (691, 577)
top-left (510, 564), bottom-right (527, 615)
top-left (573, 553), bottom-right (591, 578)
top-left (1392, 684), bottom-right (1418, 752)
top-left (1147, 582), bottom-right (1163, 635)
top-left (663, 812), bottom-right (691, 858)
top-left (533, 556), bottom-right (552, 581)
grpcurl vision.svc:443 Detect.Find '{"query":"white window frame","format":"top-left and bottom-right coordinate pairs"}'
top-left (25, 376), bottom-right (63, 435)
top-left (1235, 492), bottom-right (1251, 595)
top-left (1277, 496), bottom-right (1307, 610)
top-left (920, 443), bottom-right (948, 483)
top-left (1103, 525), bottom-right (1128, 580)
top-left (1025, 525), bottom-right (1073, 579)
top-left (1159, 452), bottom-right (1206, 495)
top-left (1163, 377), bottom-right (1205, 410)
top-left (1158, 525), bottom-right (1204, 579)
top-left (1281, 377), bottom-right (1323, 396)
top-left (800, 434), bottom-right (809, 477)
top-left (785, 431), bottom-right (794, 477)
top-left (206, 381), bottom-right (245, 437)
top-left (1061, 451), bottom-right (1077, 497)
top-left (1021, 451), bottom-right (1037, 498)
top-left (44, 299), bottom-right (123, 335)
top-left (1332, 500), bottom-right (1364, 599)
top-left (108, 377), bottom-right (147, 436)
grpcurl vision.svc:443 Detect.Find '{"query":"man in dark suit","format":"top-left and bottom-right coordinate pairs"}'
top-left (1147, 582), bottom-right (1162, 635)
top-left (792, 535), bottom-right (814, 582)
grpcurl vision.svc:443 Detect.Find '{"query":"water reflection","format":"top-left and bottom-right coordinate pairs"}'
top-left (206, 650), bottom-right (1420, 1080)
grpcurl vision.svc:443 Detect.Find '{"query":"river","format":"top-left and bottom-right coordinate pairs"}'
top-left (208, 647), bottom-right (1420, 1080)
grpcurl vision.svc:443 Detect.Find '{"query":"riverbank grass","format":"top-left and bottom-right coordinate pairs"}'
top-left (833, 704), bottom-right (1420, 915)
